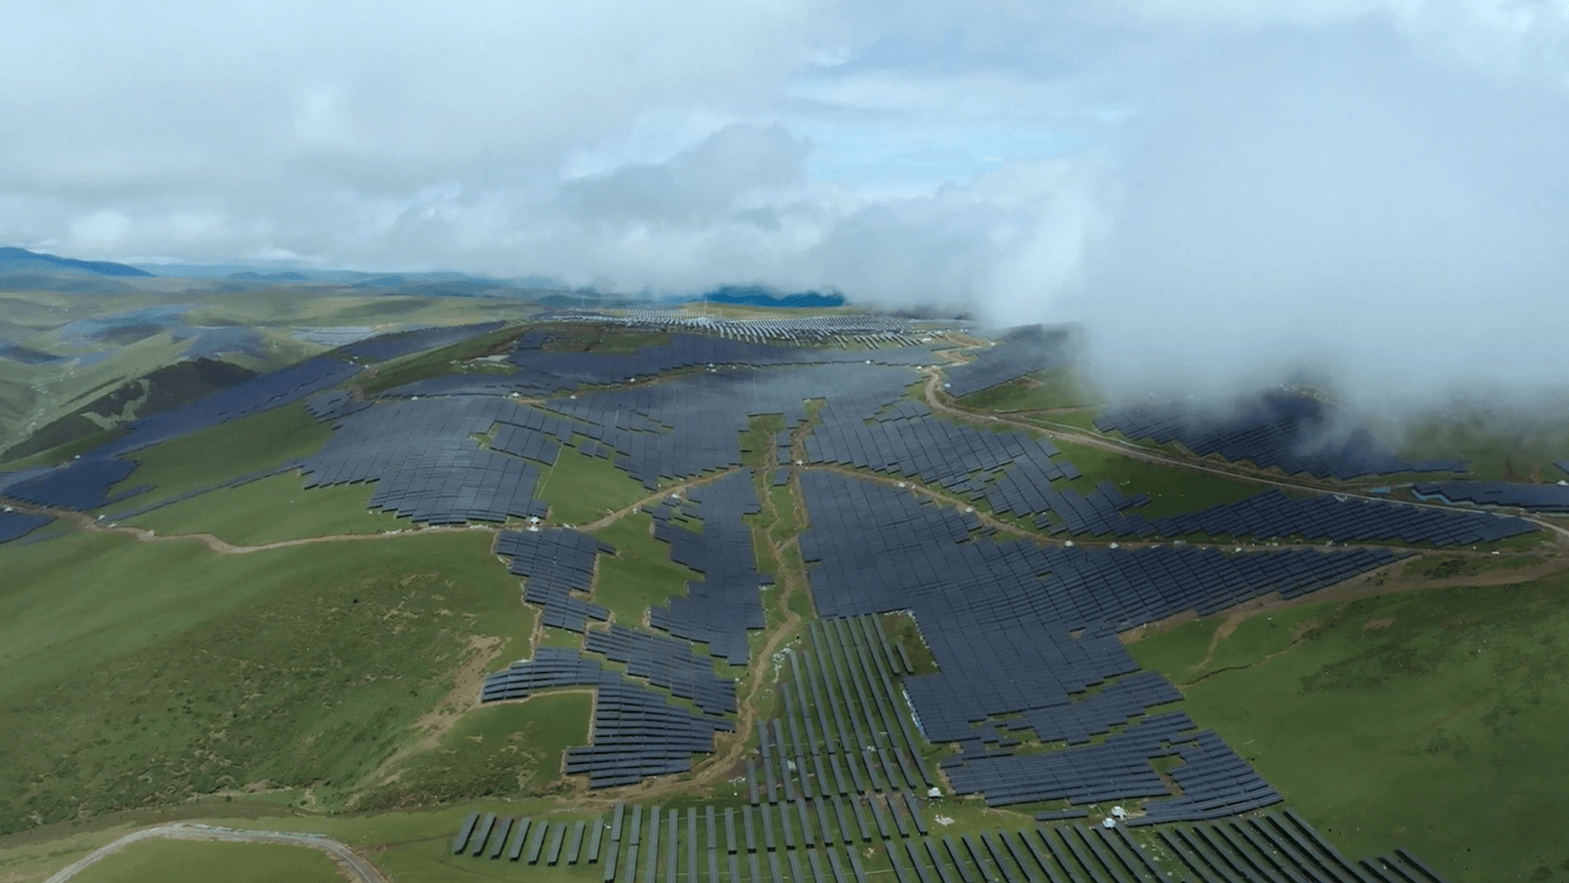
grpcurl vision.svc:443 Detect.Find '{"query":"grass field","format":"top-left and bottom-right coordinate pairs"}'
top-left (69, 838), bottom-right (344, 883)
top-left (0, 529), bottom-right (528, 834)
top-left (1051, 438), bottom-right (1267, 519)
top-left (1128, 576), bottom-right (1569, 883)
top-left (357, 324), bottom-right (525, 395)
top-left (1, 425), bottom-right (127, 470)
top-left (1394, 404), bottom-right (1569, 482)
top-left (107, 404), bottom-right (334, 503)
top-left (956, 366), bottom-right (1100, 412)
top-left (123, 473), bottom-right (408, 545)
top-left (592, 513), bottom-right (701, 627)
top-left (359, 692), bottom-right (592, 811)
top-left (534, 445), bottom-right (652, 526)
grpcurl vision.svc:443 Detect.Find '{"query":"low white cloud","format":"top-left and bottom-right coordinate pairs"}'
top-left (4, 0), bottom-right (1569, 405)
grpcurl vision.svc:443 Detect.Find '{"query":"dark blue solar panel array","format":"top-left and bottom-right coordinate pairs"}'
top-left (1018, 670), bottom-right (1182, 746)
top-left (1414, 480), bottom-right (1569, 513)
top-left (2, 356), bottom-right (361, 511)
top-left (299, 396), bottom-right (557, 524)
top-left (0, 510), bottom-right (53, 544)
top-left (805, 399), bottom-right (1068, 491)
top-left (387, 332), bottom-right (936, 400)
top-left (941, 325), bottom-right (1073, 397)
top-left (303, 389), bottom-right (369, 422)
top-left (797, 470), bottom-right (1399, 807)
top-left (103, 356), bottom-right (360, 456)
top-left (1131, 731), bottom-right (1282, 825)
top-left (335, 321), bottom-right (505, 362)
top-left (647, 470), bottom-right (766, 664)
top-left (540, 364), bottom-right (911, 489)
top-left (508, 331), bottom-right (936, 383)
top-left (480, 647), bottom-right (732, 787)
top-left (495, 528), bottom-right (613, 632)
top-left (984, 478), bottom-right (1537, 546)
top-left (1156, 811), bottom-right (1456, 883)
top-left (1096, 392), bottom-right (1466, 480)
top-left (1150, 490), bottom-right (1536, 545)
top-left (944, 711), bottom-right (1280, 819)
top-left (584, 624), bottom-right (737, 715)
top-left (1, 457), bottom-right (143, 510)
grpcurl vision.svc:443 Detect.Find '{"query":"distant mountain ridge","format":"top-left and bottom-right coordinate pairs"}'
top-left (228, 271), bottom-right (310, 282)
top-left (0, 247), bottom-right (154, 278)
top-left (696, 285), bottom-right (845, 308)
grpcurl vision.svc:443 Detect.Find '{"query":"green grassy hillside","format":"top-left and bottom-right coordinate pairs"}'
top-left (1129, 575), bottom-right (1569, 882)
top-left (0, 530), bottom-right (528, 834)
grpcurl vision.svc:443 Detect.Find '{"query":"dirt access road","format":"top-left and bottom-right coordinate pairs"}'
top-left (40, 823), bottom-right (388, 883)
top-left (920, 368), bottom-right (1569, 544)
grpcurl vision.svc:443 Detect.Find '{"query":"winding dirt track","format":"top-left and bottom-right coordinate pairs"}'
top-left (919, 368), bottom-right (1569, 544)
top-left (41, 824), bottom-right (388, 883)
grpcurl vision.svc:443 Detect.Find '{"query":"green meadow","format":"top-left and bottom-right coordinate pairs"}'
top-left (0, 529), bottom-right (530, 835)
top-left (1129, 575), bottom-right (1569, 883)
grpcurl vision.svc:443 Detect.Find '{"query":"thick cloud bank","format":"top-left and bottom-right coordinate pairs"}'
top-left (1065, 19), bottom-right (1569, 405)
top-left (4, 1), bottom-right (1569, 402)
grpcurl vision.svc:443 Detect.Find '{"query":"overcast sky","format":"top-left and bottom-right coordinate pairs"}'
top-left (5, 0), bottom-right (1569, 402)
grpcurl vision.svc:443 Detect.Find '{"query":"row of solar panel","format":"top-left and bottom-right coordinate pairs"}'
top-left (480, 649), bottom-right (732, 787)
top-left (0, 510), bottom-right (52, 545)
top-left (805, 402), bottom-right (1066, 491)
top-left (1095, 392), bottom-right (1465, 480)
top-left (982, 474), bottom-right (1536, 546)
top-left (498, 527), bottom-right (616, 634)
top-left (585, 623), bottom-right (737, 715)
top-left (794, 471), bottom-right (1394, 809)
top-left (451, 812), bottom-right (597, 865)
top-left (1414, 480), bottom-right (1569, 513)
top-left (336, 321), bottom-right (504, 363)
top-left (646, 471), bottom-right (768, 665)
top-left (749, 618), bottom-right (932, 805)
top-left (451, 807), bottom-right (1451, 883)
top-left (939, 325), bottom-right (1073, 397)
top-left (1154, 810), bottom-right (1453, 883)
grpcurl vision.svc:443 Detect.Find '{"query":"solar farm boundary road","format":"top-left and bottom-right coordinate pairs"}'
top-left (799, 452), bottom-right (1568, 641)
top-left (919, 367), bottom-right (1569, 545)
top-left (803, 461), bottom-right (1464, 556)
top-left (41, 823), bottom-right (389, 883)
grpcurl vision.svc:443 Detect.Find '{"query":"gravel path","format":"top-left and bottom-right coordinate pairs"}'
top-left (42, 823), bottom-right (388, 883)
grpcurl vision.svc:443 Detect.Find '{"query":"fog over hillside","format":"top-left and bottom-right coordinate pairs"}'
top-left (4, 1), bottom-right (1567, 403)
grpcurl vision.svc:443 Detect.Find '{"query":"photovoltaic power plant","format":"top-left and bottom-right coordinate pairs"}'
top-left (334, 321), bottom-right (506, 363)
top-left (982, 480), bottom-right (1538, 545)
top-left (940, 325), bottom-right (1073, 397)
top-left (795, 470), bottom-right (1402, 809)
top-left (0, 316), bottom-right (1494, 877)
top-left (1095, 391), bottom-right (1468, 479)
top-left (0, 354), bottom-right (362, 510)
top-left (1414, 479), bottom-right (1569, 513)
top-left (539, 309), bottom-right (933, 344)
top-left (0, 510), bottom-right (52, 544)
top-left (583, 624), bottom-right (737, 715)
top-left (646, 470), bottom-right (767, 664)
top-left (481, 648), bottom-right (733, 787)
top-left (446, 808), bottom-right (1454, 883)
top-left (104, 355), bottom-right (361, 456)
top-left (299, 395), bottom-right (555, 524)
top-left (496, 528), bottom-right (614, 632)
top-left (0, 457), bottom-right (143, 510)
